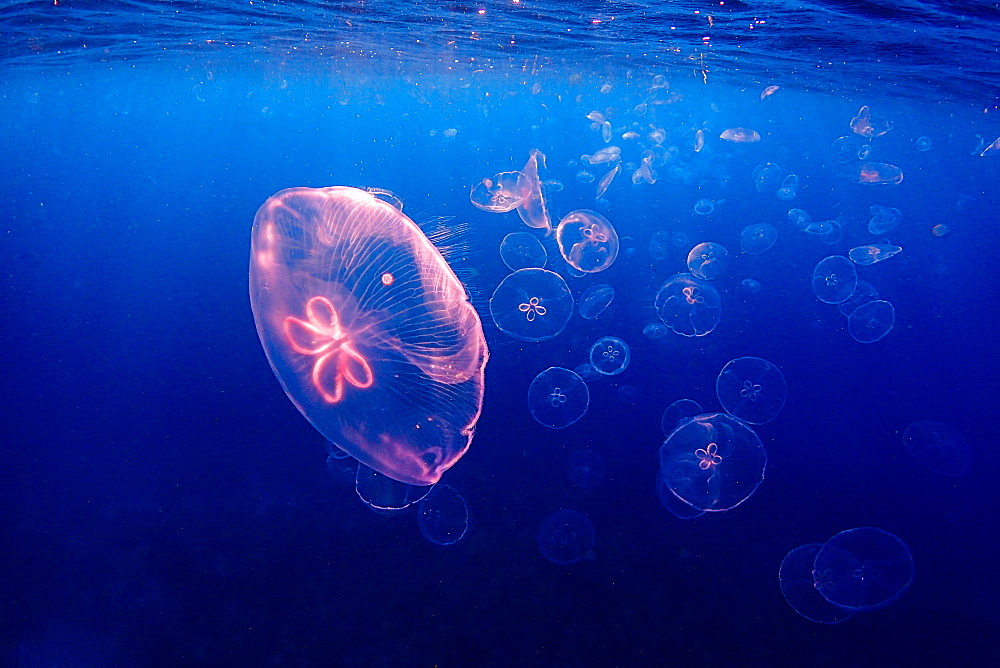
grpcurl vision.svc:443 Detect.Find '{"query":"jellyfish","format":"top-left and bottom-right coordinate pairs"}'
top-left (595, 162), bottom-right (621, 199)
top-left (249, 186), bottom-right (488, 486)
top-left (537, 509), bottom-right (595, 565)
top-left (903, 420), bottom-right (972, 476)
top-left (578, 284), bottom-right (615, 320)
top-left (655, 273), bottom-right (722, 337)
top-left (499, 232), bottom-right (547, 271)
top-left (720, 127), bottom-right (761, 143)
top-left (692, 198), bottom-right (715, 216)
top-left (811, 256), bottom-right (859, 304)
top-left (740, 224), bottom-right (778, 254)
top-left (868, 205), bottom-right (902, 234)
top-left (490, 268), bottom-right (574, 342)
top-left (847, 161), bottom-right (904, 186)
top-left (849, 244), bottom-right (902, 266)
top-left (716, 357), bottom-right (787, 425)
top-left (687, 242), bottom-right (730, 280)
top-left (760, 85), bottom-right (780, 99)
top-left (528, 367), bottom-right (590, 429)
top-left (555, 210), bottom-right (620, 273)
top-left (752, 163), bottom-right (783, 193)
top-left (848, 300), bottom-right (895, 343)
top-left (417, 484), bottom-right (470, 546)
top-left (648, 230), bottom-right (672, 261)
top-left (849, 106), bottom-right (892, 138)
top-left (776, 174), bottom-right (798, 200)
top-left (568, 449), bottom-right (606, 489)
top-left (779, 544), bottom-right (855, 624)
top-left (470, 171), bottom-right (528, 212)
top-left (589, 336), bottom-right (630, 376)
top-left (788, 208), bottom-right (811, 230)
top-left (661, 399), bottom-right (703, 436)
top-left (643, 323), bottom-right (668, 339)
top-left (813, 527), bottom-right (914, 611)
top-left (838, 280), bottom-right (880, 317)
top-left (516, 149), bottom-right (552, 231)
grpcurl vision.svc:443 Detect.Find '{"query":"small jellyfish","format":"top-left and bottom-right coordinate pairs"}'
top-left (868, 205), bottom-right (902, 234)
top-left (776, 174), bottom-right (798, 200)
top-left (812, 256), bottom-right (859, 304)
top-left (849, 105), bottom-right (892, 138)
top-left (661, 399), bottom-right (703, 436)
top-left (589, 336), bottom-right (630, 376)
top-left (470, 171), bottom-right (528, 213)
top-left (849, 244), bottom-right (902, 266)
top-left (693, 128), bottom-right (705, 152)
top-left (659, 413), bottom-right (767, 512)
top-left (740, 223), bottom-right (778, 254)
top-left (556, 209), bottom-right (620, 273)
top-left (542, 179), bottom-right (564, 193)
top-left (576, 170), bottom-right (595, 183)
top-left (752, 162), bottom-right (783, 193)
top-left (687, 242), bottom-right (730, 280)
top-left (831, 136), bottom-right (858, 164)
top-left (932, 224), bottom-right (950, 237)
top-left (568, 449), bottom-right (606, 489)
top-left (586, 110), bottom-right (605, 123)
top-left (417, 484), bottom-right (470, 546)
top-left (716, 357), bottom-right (787, 425)
top-left (848, 299), bottom-right (895, 343)
top-left (655, 273), bottom-right (722, 337)
top-left (528, 367), bottom-right (590, 429)
top-left (804, 221), bottom-right (834, 235)
top-left (355, 464), bottom-right (433, 512)
top-left (779, 544), bottom-right (855, 624)
top-left (819, 220), bottom-right (844, 245)
top-left (720, 127), bottom-right (761, 143)
top-left (903, 420), bottom-right (972, 476)
top-left (857, 144), bottom-right (872, 160)
top-left (601, 121), bottom-right (612, 143)
top-left (741, 278), bottom-right (762, 293)
top-left (643, 322), bottom-right (668, 339)
top-left (573, 361), bottom-right (602, 382)
top-left (595, 162), bottom-right (621, 199)
top-left (499, 232), bottom-right (547, 271)
top-left (672, 231), bottom-right (691, 248)
top-left (848, 161), bottom-right (904, 186)
top-left (692, 198), bottom-right (715, 215)
top-left (788, 208), bottom-right (811, 230)
top-left (537, 509), bottom-right (595, 565)
top-left (648, 230), bottom-right (672, 260)
top-left (517, 149), bottom-right (553, 231)
top-left (837, 280), bottom-right (879, 317)
top-left (490, 268), bottom-right (574, 342)
top-left (578, 284), bottom-right (615, 320)
top-left (760, 85), bottom-right (780, 99)
top-left (813, 527), bottom-right (914, 611)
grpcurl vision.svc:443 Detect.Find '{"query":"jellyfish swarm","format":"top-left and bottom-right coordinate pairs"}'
top-left (659, 413), bottom-right (767, 512)
top-left (249, 186), bottom-right (488, 486)
top-left (555, 209), bottom-right (620, 273)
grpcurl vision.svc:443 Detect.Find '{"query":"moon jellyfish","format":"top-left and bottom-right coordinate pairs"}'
top-left (820, 220), bottom-right (844, 246)
top-left (542, 179), bottom-right (564, 193)
top-left (849, 244), bottom-right (902, 266)
top-left (537, 509), bottom-right (595, 565)
top-left (788, 208), bottom-right (811, 230)
top-left (516, 149), bottom-right (552, 231)
top-left (903, 420), bottom-right (972, 476)
top-left (659, 413), bottom-right (767, 512)
top-left (848, 300), bottom-right (895, 343)
top-left (779, 544), bottom-right (855, 624)
top-left (776, 174), bottom-right (799, 200)
top-left (356, 463), bottom-right (433, 512)
top-left (655, 273), bottom-right (722, 337)
top-left (528, 366), bottom-right (590, 429)
top-left (740, 223), bottom-right (778, 254)
top-left (595, 162), bottom-right (621, 199)
top-left (470, 171), bottom-right (528, 212)
top-left (741, 278), bottom-right (762, 293)
top-left (490, 268), bottom-right (574, 342)
top-left (720, 127), bottom-right (761, 143)
top-left (648, 230), bottom-right (673, 260)
top-left (812, 256), bottom-right (858, 304)
top-left (556, 210), bottom-right (620, 273)
top-left (576, 170), bottom-right (595, 183)
top-left (499, 232), bottom-right (547, 271)
top-left (868, 205), bottom-right (902, 234)
top-left (857, 144), bottom-right (872, 160)
top-left (752, 162), bottom-right (783, 193)
top-left (656, 473), bottom-right (705, 520)
top-left (760, 85), bottom-right (780, 99)
top-left (417, 484), bottom-right (470, 546)
top-left (589, 336), bottom-right (630, 376)
top-left (932, 224), bottom-right (950, 237)
top-left (850, 105), bottom-right (892, 138)
top-left (716, 357), bottom-right (787, 425)
top-left (643, 322), bottom-right (668, 339)
top-left (848, 161), bottom-right (904, 186)
top-left (661, 398), bottom-right (703, 436)
top-left (692, 198), bottom-right (715, 215)
top-left (831, 136), bottom-right (858, 164)
top-left (249, 186), bottom-right (488, 486)
top-left (687, 242), bottom-right (730, 280)
top-left (578, 284), bottom-right (615, 320)
top-left (838, 280), bottom-right (879, 317)
top-left (813, 527), bottom-right (914, 611)
top-left (568, 449), bottom-right (606, 489)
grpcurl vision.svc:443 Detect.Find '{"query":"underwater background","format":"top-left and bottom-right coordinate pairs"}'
top-left (1, 0), bottom-right (998, 665)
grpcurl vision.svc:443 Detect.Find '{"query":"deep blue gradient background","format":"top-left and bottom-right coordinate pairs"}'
top-left (2, 3), bottom-right (999, 664)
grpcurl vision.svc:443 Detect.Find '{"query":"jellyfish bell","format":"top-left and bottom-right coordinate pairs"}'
top-left (844, 161), bottom-right (903, 186)
top-left (470, 171), bottom-right (528, 212)
top-left (719, 127), bottom-right (761, 143)
top-left (517, 149), bottom-right (553, 233)
top-left (249, 186), bottom-right (488, 486)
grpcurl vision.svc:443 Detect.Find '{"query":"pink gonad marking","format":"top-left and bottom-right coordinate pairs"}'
top-left (283, 296), bottom-right (373, 403)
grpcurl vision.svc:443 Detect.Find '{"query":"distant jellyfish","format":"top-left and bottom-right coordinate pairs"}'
top-left (537, 509), bottom-right (595, 565)
top-left (648, 230), bottom-right (673, 260)
top-left (578, 284), bottom-right (615, 320)
top-left (528, 366), bottom-right (590, 429)
top-left (849, 244), bottom-right (902, 266)
top-left (850, 105), bottom-right (892, 138)
top-left (752, 162), bottom-right (783, 193)
top-left (720, 127), bottom-right (761, 143)
top-left (672, 231), bottom-right (691, 248)
top-left (643, 323), bottom-right (669, 339)
top-left (804, 220), bottom-right (834, 236)
top-left (687, 242), bottom-right (730, 280)
top-left (576, 170), bottom-right (595, 183)
top-left (831, 136), bottom-right (858, 164)
top-left (595, 162), bottom-right (621, 199)
top-left (556, 209), bottom-right (620, 273)
top-left (868, 205), bottom-right (902, 234)
top-left (819, 220), bottom-right (844, 245)
top-left (589, 336), bottom-right (630, 376)
top-left (903, 420), bottom-right (972, 476)
top-left (656, 472), bottom-right (705, 520)
top-left (740, 223), bottom-right (778, 254)
top-left (542, 179), bottom-right (564, 193)
top-left (470, 171), bottom-right (528, 212)
top-left (812, 256), bottom-right (859, 304)
top-left (813, 527), bottom-right (914, 611)
top-left (659, 413), bottom-right (767, 512)
top-left (837, 280), bottom-right (880, 317)
top-left (417, 484), bottom-right (470, 546)
top-left (848, 300), bottom-right (895, 343)
top-left (716, 357), bottom-right (787, 425)
top-left (568, 449), bottom-right (606, 489)
top-left (779, 544), bottom-right (855, 624)
top-left (499, 232), bottom-right (547, 271)
top-left (661, 399), bottom-right (703, 436)
top-left (655, 273), bottom-right (722, 337)
top-left (490, 268), bottom-right (574, 342)
top-left (516, 149), bottom-right (552, 231)
top-left (355, 464), bottom-right (433, 513)
top-left (249, 186), bottom-right (487, 486)
top-left (857, 144), bottom-right (872, 160)
top-left (760, 85), bottom-right (780, 99)
top-left (776, 174), bottom-right (798, 200)
top-left (788, 208), bottom-right (811, 230)
top-left (848, 161), bottom-right (904, 186)
top-left (931, 224), bottom-right (950, 237)
top-left (692, 198), bottom-right (715, 215)
top-left (741, 278), bottom-right (762, 294)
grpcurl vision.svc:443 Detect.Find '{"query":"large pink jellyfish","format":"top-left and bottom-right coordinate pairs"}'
top-left (250, 186), bottom-right (488, 485)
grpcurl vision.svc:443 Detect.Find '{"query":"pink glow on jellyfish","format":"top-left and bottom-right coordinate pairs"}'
top-left (250, 186), bottom-right (488, 485)
top-left (518, 296), bottom-right (547, 321)
top-left (682, 286), bottom-right (704, 305)
top-left (516, 149), bottom-right (552, 232)
top-left (555, 209), bottom-right (620, 273)
top-left (695, 443), bottom-right (723, 470)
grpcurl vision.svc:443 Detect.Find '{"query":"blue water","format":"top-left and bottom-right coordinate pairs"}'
top-left (2, 1), bottom-right (998, 664)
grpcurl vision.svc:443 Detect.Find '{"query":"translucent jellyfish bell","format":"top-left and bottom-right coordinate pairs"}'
top-left (555, 209), bottom-right (620, 273)
top-left (417, 484), bottom-right (470, 546)
top-left (490, 268), bottom-right (574, 342)
top-left (811, 256), bottom-right (859, 304)
top-left (588, 336), bottom-right (631, 376)
top-left (527, 366), bottom-right (590, 429)
top-left (716, 357), bottom-right (787, 425)
top-left (740, 223), bottom-right (778, 254)
top-left (779, 544), bottom-right (855, 624)
top-left (661, 399), bottom-right (703, 436)
top-left (848, 300), bottom-right (895, 343)
top-left (499, 232), bottom-right (547, 271)
top-left (655, 273), bottom-right (722, 337)
top-left (578, 284), bottom-right (615, 320)
top-left (813, 527), bottom-right (914, 611)
top-left (537, 509), bottom-right (595, 565)
top-left (470, 171), bottom-right (528, 212)
top-left (687, 242), bottom-right (730, 280)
